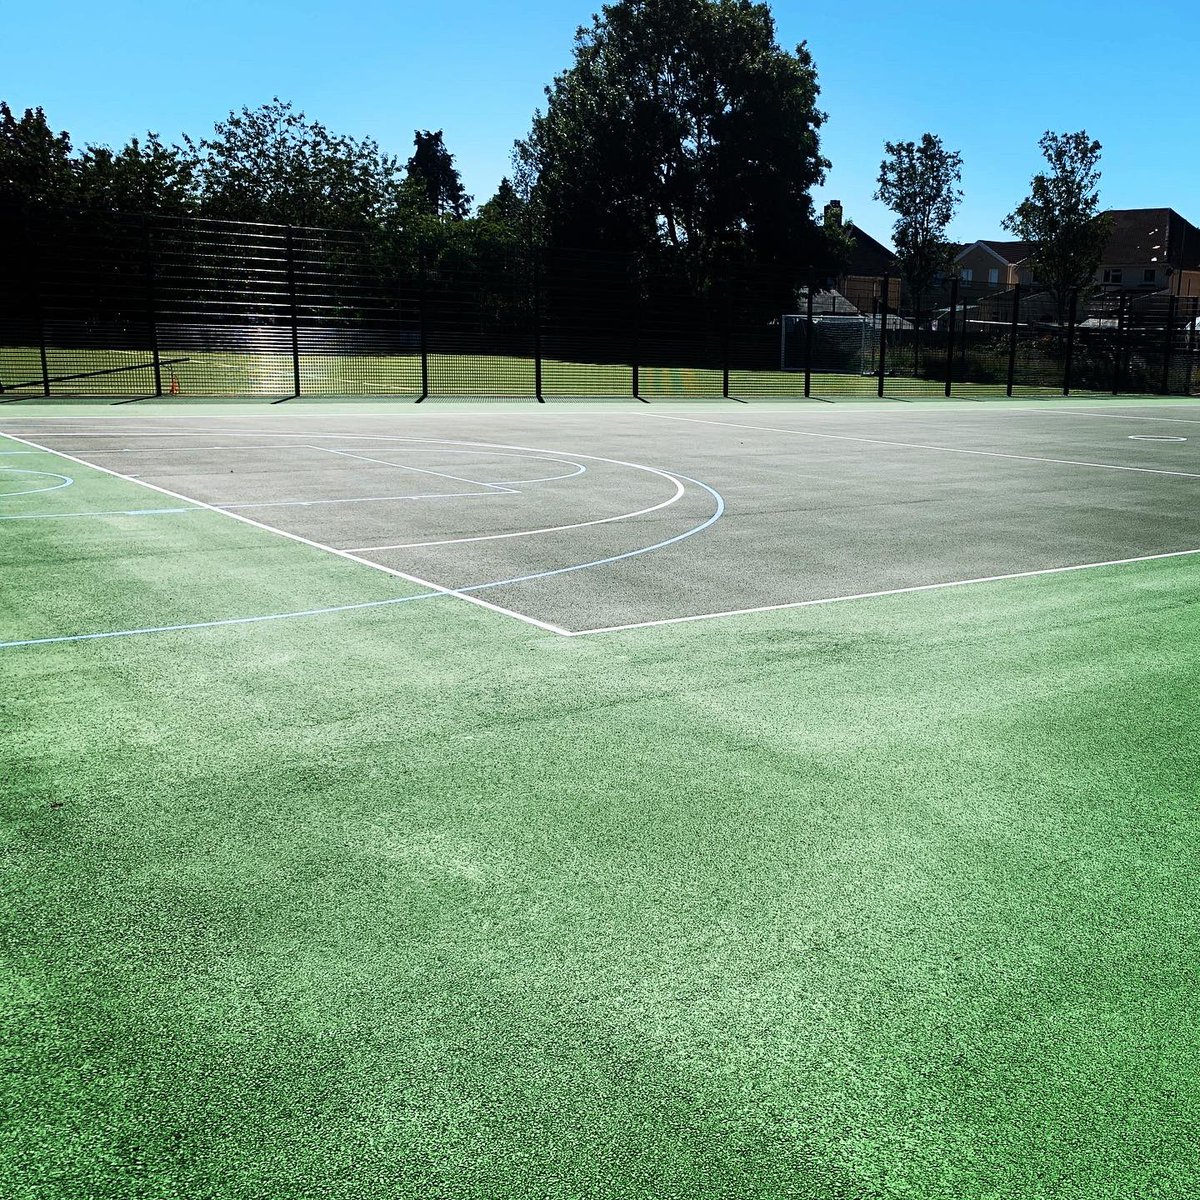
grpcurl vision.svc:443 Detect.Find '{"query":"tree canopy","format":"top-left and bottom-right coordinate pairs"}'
top-left (184, 98), bottom-right (402, 229)
top-left (0, 102), bottom-right (76, 217)
top-left (405, 130), bottom-right (471, 220)
top-left (1004, 130), bottom-right (1110, 320)
top-left (875, 133), bottom-right (962, 300)
top-left (515, 0), bottom-right (837, 278)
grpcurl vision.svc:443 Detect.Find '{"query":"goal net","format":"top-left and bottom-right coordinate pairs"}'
top-left (781, 314), bottom-right (878, 376)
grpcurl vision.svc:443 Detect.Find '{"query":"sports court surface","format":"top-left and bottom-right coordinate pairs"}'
top-left (4, 397), bottom-right (1200, 1198)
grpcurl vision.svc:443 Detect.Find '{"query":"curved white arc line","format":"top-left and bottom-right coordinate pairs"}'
top-left (0, 430), bottom-right (570, 636)
top-left (349, 476), bottom-right (684, 552)
top-left (458, 473), bottom-right (725, 594)
top-left (0, 468), bottom-right (74, 497)
top-left (492, 464), bottom-right (588, 484)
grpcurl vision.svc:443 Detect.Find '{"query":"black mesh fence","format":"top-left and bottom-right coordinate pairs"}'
top-left (2, 210), bottom-right (1198, 401)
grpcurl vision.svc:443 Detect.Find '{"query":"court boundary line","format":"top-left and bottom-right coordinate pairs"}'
top-left (0, 506), bottom-right (195, 521)
top-left (1050, 408), bottom-right (1200, 426)
top-left (0, 593), bottom-right (440, 650)
top-left (0, 430), bottom-right (570, 636)
top-left (564, 547), bottom-right (1200, 636)
top-left (641, 412), bottom-right (1200, 480)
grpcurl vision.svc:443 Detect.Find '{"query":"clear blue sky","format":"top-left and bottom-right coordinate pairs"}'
top-left (6, 0), bottom-right (1197, 245)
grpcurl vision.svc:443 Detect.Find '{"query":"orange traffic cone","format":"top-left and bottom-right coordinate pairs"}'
top-left (169, 372), bottom-right (180, 395)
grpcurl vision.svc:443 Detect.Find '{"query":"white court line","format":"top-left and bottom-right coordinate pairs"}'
top-left (642, 412), bottom-right (1200, 479)
top-left (565, 547), bottom-right (1200, 636)
top-left (72, 441), bottom-right (588, 484)
top-left (1050, 408), bottom-right (1200, 425)
top-left (312, 445), bottom-right (518, 493)
top-left (347, 477), bottom-right (685, 551)
top-left (0, 430), bottom-right (570, 637)
top-left (216, 491), bottom-right (497, 510)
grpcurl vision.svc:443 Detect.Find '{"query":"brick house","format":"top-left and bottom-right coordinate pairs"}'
top-left (822, 201), bottom-right (900, 312)
top-left (952, 241), bottom-right (1036, 288)
top-left (1095, 208), bottom-right (1200, 298)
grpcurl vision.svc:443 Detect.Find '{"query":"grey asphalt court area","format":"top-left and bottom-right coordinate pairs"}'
top-left (4, 401), bottom-right (1200, 634)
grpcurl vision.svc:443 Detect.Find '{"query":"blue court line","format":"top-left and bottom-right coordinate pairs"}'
top-left (0, 474), bottom-right (726, 650)
top-left (0, 593), bottom-right (440, 649)
top-left (0, 507), bottom-right (195, 521)
top-left (0, 468), bottom-right (75, 498)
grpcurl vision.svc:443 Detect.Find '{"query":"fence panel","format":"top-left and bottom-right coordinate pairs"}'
top-left (3, 210), bottom-right (1199, 402)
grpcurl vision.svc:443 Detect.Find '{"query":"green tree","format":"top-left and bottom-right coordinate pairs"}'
top-left (0, 102), bottom-right (76, 217)
top-left (76, 134), bottom-right (196, 216)
top-left (405, 130), bottom-right (471, 219)
top-left (875, 133), bottom-right (962, 311)
top-left (187, 99), bottom-right (402, 228)
top-left (514, 0), bottom-right (836, 281)
top-left (1003, 130), bottom-right (1110, 322)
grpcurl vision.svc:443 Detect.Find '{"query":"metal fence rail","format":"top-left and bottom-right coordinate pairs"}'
top-left (2, 212), bottom-right (1197, 400)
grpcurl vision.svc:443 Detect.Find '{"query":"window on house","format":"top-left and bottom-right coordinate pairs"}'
top-left (988, 268), bottom-right (999, 285)
top-left (960, 268), bottom-right (973, 282)
top-left (1103, 268), bottom-right (1123, 284)
top-left (1143, 268), bottom-right (1156, 283)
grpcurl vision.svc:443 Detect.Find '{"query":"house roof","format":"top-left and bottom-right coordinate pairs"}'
top-left (797, 287), bottom-right (861, 316)
top-left (1102, 208), bottom-right (1200, 269)
top-left (845, 223), bottom-right (895, 276)
top-left (978, 240), bottom-right (1036, 264)
top-left (952, 240), bottom-right (1035, 266)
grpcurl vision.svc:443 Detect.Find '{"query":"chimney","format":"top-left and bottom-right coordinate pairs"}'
top-left (823, 200), bottom-right (844, 227)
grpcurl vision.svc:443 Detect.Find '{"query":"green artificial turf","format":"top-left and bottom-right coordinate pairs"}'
top-left (2, 432), bottom-right (1199, 1198)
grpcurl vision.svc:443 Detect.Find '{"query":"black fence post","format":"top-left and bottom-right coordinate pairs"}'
top-left (1063, 293), bottom-right (1077, 396)
top-left (143, 218), bottom-right (163, 397)
top-left (944, 275), bottom-right (959, 398)
top-left (721, 291), bottom-right (731, 400)
top-left (631, 256), bottom-right (646, 402)
top-left (286, 227), bottom-right (301, 400)
top-left (804, 287), bottom-right (814, 399)
top-left (533, 251), bottom-right (544, 403)
top-left (1114, 294), bottom-right (1127, 396)
top-left (877, 275), bottom-right (889, 398)
top-left (26, 220), bottom-right (51, 398)
top-left (1005, 283), bottom-right (1022, 398)
top-left (1186, 299), bottom-right (1198, 397)
top-left (415, 254), bottom-right (430, 402)
top-left (1161, 295), bottom-right (1176, 395)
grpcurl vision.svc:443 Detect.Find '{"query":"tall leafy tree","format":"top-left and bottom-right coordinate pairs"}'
top-left (514, 0), bottom-right (836, 281)
top-left (187, 99), bottom-right (402, 228)
top-left (405, 130), bottom-right (471, 219)
top-left (0, 102), bottom-right (76, 217)
top-left (1004, 130), bottom-right (1110, 322)
top-left (875, 133), bottom-right (962, 312)
top-left (76, 134), bottom-right (196, 216)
